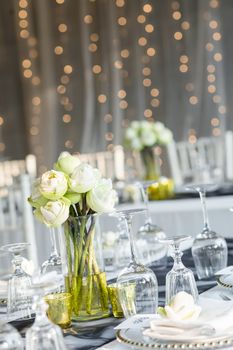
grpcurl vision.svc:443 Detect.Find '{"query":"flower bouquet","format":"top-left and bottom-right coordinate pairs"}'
top-left (124, 120), bottom-right (173, 180)
top-left (28, 152), bottom-right (118, 321)
top-left (124, 120), bottom-right (174, 200)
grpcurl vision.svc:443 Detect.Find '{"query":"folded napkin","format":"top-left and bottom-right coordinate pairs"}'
top-left (143, 297), bottom-right (233, 340)
top-left (198, 297), bottom-right (233, 333)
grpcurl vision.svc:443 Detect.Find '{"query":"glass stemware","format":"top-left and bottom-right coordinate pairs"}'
top-left (159, 235), bottom-right (198, 305)
top-left (41, 228), bottom-right (62, 275)
top-left (25, 274), bottom-right (68, 350)
top-left (137, 181), bottom-right (167, 268)
top-left (186, 184), bottom-right (227, 279)
top-left (0, 321), bottom-right (23, 350)
top-left (1, 242), bottom-right (32, 320)
top-left (116, 209), bottom-right (158, 318)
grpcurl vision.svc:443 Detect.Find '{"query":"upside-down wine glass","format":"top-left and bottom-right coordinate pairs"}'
top-left (116, 209), bottom-right (158, 318)
top-left (159, 235), bottom-right (198, 305)
top-left (137, 181), bottom-right (167, 268)
top-left (1, 242), bottom-right (32, 320)
top-left (186, 184), bottom-right (227, 279)
top-left (41, 228), bottom-right (62, 275)
top-left (25, 273), bottom-right (68, 350)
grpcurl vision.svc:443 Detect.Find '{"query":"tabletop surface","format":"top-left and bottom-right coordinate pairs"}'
top-left (8, 239), bottom-right (233, 350)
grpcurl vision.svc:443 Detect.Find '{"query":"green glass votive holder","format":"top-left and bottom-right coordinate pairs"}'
top-left (44, 292), bottom-right (72, 329)
top-left (107, 283), bottom-right (124, 318)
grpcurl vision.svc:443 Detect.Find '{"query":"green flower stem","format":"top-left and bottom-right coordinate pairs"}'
top-left (86, 238), bottom-right (94, 314)
top-left (141, 147), bottom-right (160, 180)
top-left (77, 217), bottom-right (87, 274)
top-left (92, 254), bottom-right (109, 310)
top-left (72, 218), bottom-right (80, 276)
top-left (78, 222), bottom-right (95, 277)
top-left (64, 222), bottom-right (72, 280)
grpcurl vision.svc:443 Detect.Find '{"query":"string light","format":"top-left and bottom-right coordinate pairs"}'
top-left (150, 88), bottom-right (159, 97)
top-left (137, 15), bottom-right (146, 23)
top-left (174, 31), bottom-right (183, 40)
top-left (98, 94), bottom-right (107, 103)
top-left (138, 37), bottom-right (147, 46)
top-left (143, 4), bottom-right (152, 13)
top-left (0, 117), bottom-right (4, 126)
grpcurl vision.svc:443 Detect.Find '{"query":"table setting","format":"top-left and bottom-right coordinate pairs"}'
top-left (1, 151), bottom-right (233, 350)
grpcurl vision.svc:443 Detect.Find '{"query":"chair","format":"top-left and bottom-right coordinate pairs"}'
top-left (0, 154), bottom-right (37, 187)
top-left (78, 145), bottom-right (125, 181)
top-left (167, 132), bottom-right (233, 186)
top-left (0, 174), bottom-right (39, 274)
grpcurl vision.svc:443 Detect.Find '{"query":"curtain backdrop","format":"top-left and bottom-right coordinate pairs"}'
top-left (0, 0), bottom-right (232, 171)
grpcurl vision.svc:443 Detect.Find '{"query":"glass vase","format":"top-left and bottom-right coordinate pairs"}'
top-left (63, 214), bottom-right (110, 321)
top-left (140, 147), bottom-right (160, 181)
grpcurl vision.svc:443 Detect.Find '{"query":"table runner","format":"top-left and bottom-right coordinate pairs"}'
top-left (11, 239), bottom-right (233, 350)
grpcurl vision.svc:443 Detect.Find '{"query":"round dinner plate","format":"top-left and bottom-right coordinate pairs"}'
top-left (217, 274), bottom-right (233, 290)
top-left (116, 328), bottom-right (233, 350)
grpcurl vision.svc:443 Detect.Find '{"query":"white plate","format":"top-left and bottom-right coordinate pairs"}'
top-left (217, 274), bottom-right (233, 290)
top-left (116, 328), bottom-right (233, 349)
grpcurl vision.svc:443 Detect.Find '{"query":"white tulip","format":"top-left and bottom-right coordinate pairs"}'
top-left (86, 178), bottom-right (118, 213)
top-left (70, 163), bottom-right (101, 193)
top-left (35, 198), bottom-right (70, 227)
top-left (39, 170), bottom-right (68, 200)
top-left (55, 152), bottom-right (81, 175)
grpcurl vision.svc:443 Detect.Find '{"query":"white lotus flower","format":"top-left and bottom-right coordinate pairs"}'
top-left (70, 163), bottom-right (101, 193)
top-left (39, 170), bottom-right (68, 200)
top-left (86, 178), bottom-right (118, 213)
top-left (34, 198), bottom-right (70, 227)
top-left (55, 151), bottom-right (81, 175)
top-left (157, 128), bottom-right (173, 145)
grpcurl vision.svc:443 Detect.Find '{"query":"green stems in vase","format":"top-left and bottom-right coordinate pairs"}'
top-left (64, 197), bottom-right (109, 321)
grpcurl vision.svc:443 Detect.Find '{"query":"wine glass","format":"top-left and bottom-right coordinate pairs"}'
top-left (41, 228), bottom-right (62, 275)
top-left (0, 321), bottom-right (23, 349)
top-left (116, 209), bottom-right (158, 318)
top-left (1, 242), bottom-right (32, 320)
top-left (186, 184), bottom-right (228, 279)
top-left (25, 273), bottom-right (68, 350)
top-left (137, 181), bottom-right (167, 268)
top-left (159, 235), bottom-right (198, 305)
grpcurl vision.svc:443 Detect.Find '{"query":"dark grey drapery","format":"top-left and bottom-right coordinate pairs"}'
top-left (0, 0), bottom-right (232, 171)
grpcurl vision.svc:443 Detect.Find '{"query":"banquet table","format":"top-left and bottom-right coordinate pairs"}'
top-left (118, 192), bottom-right (233, 238)
top-left (7, 239), bottom-right (233, 350)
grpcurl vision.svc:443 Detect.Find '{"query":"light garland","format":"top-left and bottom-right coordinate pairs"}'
top-left (17, 0), bottom-right (45, 173)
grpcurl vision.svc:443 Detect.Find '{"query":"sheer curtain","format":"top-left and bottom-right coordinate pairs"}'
top-left (0, 0), bottom-right (232, 171)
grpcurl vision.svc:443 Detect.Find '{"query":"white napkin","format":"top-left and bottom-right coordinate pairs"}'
top-left (143, 297), bottom-right (233, 340)
top-left (215, 266), bottom-right (233, 276)
top-left (198, 297), bottom-right (233, 333)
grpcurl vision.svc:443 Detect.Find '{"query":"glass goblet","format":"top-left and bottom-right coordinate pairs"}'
top-left (137, 180), bottom-right (167, 268)
top-left (41, 228), bottom-right (62, 275)
top-left (186, 184), bottom-right (227, 279)
top-left (1, 242), bottom-right (32, 320)
top-left (159, 235), bottom-right (198, 305)
top-left (25, 274), bottom-right (68, 350)
top-left (0, 321), bottom-right (23, 350)
top-left (116, 209), bottom-right (158, 318)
